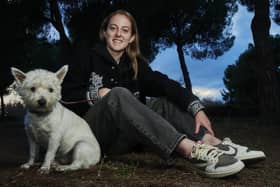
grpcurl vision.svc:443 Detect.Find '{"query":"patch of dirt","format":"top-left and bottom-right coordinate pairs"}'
top-left (0, 110), bottom-right (279, 186)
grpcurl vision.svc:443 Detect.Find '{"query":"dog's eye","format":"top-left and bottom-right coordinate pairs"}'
top-left (30, 87), bottom-right (36, 92)
top-left (49, 88), bottom-right (54, 93)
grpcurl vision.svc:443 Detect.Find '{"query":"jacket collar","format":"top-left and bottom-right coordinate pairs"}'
top-left (92, 42), bottom-right (129, 66)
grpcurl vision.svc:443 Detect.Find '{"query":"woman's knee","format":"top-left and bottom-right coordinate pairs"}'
top-left (109, 87), bottom-right (134, 98)
top-left (101, 87), bottom-right (135, 108)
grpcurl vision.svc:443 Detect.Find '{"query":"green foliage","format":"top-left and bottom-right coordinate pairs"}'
top-left (27, 40), bottom-right (61, 71)
top-left (0, 0), bottom-right (61, 91)
top-left (0, 0), bottom-right (50, 89)
top-left (150, 0), bottom-right (238, 60)
top-left (222, 35), bottom-right (280, 108)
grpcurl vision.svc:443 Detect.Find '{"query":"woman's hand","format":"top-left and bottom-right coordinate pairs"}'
top-left (194, 110), bottom-right (215, 136)
top-left (98, 88), bottom-right (111, 98)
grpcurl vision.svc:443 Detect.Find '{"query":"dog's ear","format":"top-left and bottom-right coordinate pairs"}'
top-left (11, 67), bottom-right (26, 85)
top-left (56, 65), bottom-right (69, 83)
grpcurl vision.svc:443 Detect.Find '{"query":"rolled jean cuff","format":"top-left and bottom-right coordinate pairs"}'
top-left (163, 134), bottom-right (186, 165)
top-left (187, 100), bottom-right (205, 116)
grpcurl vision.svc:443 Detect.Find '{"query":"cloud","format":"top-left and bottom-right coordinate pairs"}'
top-left (192, 86), bottom-right (222, 100)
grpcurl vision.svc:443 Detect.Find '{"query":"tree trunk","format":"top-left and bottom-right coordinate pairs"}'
top-left (251, 0), bottom-right (280, 121)
top-left (0, 91), bottom-right (5, 118)
top-left (176, 43), bottom-right (192, 91)
top-left (49, 0), bottom-right (71, 46)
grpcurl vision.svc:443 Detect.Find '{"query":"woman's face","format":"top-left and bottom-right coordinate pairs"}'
top-left (104, 14), bottom-right (135, 55)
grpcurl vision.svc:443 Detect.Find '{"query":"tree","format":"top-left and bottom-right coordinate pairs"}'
top-left (0, 0), bottom-right (39, 117)
top-left (240, 0), bottom-right (280, 120)
top-left (62, 0), bottom-right (239, 83)
top-left (0, 0), bottom-right (65, 117)
top-left (223, 44), bottom-right (259, 108)
top-left (149, 0), bottom-right (238, 90)
top-left (48, 0), bottom-right (71, 46)
top-left (222, 36), bottom-right (280, 114)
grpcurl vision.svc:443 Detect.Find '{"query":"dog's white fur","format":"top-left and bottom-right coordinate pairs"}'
top-left (11, 65), bottom-right (101, 174)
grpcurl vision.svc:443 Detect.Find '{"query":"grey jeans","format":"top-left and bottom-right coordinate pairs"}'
top-left (84, 87), bottom-right (207, 161)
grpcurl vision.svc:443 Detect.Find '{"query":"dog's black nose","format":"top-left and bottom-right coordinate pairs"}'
top-left (38, 98), bottom-right (46, 106)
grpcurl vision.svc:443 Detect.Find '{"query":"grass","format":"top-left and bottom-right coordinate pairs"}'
top-left (0, 106), bottom-right (279, 186)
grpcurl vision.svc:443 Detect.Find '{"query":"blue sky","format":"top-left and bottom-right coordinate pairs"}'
top-left (150, 4), bottom-right (280, 101)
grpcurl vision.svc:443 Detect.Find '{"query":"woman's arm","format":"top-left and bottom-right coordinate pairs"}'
top-left (138, 61), bottom-right (200, 112)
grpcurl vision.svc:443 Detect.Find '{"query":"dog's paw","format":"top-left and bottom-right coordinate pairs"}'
top-left (20, 163), bottom-right (32, 170)
top-left (51, 161), bottom-right (59, 168)
top-left (38, 166), bottom-right (50, 174)
top-left (54, 165), bottom-right (67, 172)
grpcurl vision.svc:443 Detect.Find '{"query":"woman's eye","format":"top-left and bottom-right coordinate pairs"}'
top-left (109, 26), bottom-right (116, 31)
top-left (122, 29), bottom-right (129, 33)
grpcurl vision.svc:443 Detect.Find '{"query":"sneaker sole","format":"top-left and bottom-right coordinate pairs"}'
top-left (202, 160), bottom-right (245, 178)
top-left (237, 152), bottom-right (266, 162)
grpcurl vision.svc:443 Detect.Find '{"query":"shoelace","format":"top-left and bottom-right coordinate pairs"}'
top-left (191, 144), bottom-right (223, 163)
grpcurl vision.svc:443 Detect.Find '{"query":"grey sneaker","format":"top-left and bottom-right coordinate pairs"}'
top-left (189, 143), bottom-right (244, 178)
top-left (215, 137), bottom-right (266, 162)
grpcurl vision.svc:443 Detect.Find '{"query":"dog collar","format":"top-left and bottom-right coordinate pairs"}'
top-left (28, 109), bottom-right (51, 116)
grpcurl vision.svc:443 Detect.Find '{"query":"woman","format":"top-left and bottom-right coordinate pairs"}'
top-left (62, 9), bottom-right (265, 178)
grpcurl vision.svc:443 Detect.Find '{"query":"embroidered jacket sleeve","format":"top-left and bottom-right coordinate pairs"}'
top-left (138, 61), bottom-right (205, 115)
top-left (86, 72), bottom-right (104, 105)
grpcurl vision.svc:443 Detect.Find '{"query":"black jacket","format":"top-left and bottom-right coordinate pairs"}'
top-left (62, 43), bottom-right (199, 116)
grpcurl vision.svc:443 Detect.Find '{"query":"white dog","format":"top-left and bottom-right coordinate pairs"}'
top-left (11, 65), bottom-right (101, 174)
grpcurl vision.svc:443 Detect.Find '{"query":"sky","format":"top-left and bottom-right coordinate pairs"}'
top-left (150, 4), bottom-right (280, 101)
